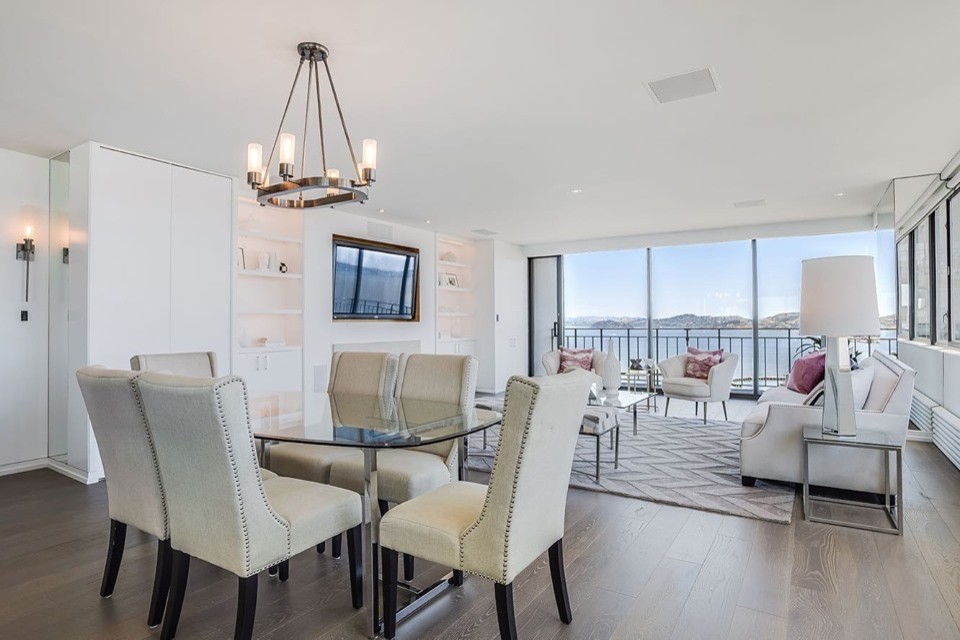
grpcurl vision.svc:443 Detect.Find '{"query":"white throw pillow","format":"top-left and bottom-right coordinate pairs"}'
top-left (851, 366), bottom-right (875, 410)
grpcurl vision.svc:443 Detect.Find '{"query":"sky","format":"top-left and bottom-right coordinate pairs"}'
top-left (562, 230), bottom-right (897, 320)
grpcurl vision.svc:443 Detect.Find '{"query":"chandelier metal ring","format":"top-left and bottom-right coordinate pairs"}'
top-left (256, 175), bottom-right (369, 209)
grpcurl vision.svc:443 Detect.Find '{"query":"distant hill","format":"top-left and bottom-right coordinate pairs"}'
top-left (566, 312), bottom-right (898, 331)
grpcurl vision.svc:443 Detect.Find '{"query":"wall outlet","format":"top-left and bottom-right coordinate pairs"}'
top-left (509, 337), bottom-right (517, 347)
top-left (21, 310), bottom-right (28, 321)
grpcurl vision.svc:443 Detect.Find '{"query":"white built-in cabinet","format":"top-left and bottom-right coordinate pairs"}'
top-left (436, 236), bottom-right (478, 358)
top-left (64, 143), bottom-right (233, 481)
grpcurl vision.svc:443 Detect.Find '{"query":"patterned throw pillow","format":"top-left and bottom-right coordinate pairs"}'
top-left (687, 346), bottom-right (723, 357)
top-left (787, 351), bottom-right (826, 394)
top-left (684, 352), bottom-right (721, 379)
top-left (559, 346), bottom-right (593, 372)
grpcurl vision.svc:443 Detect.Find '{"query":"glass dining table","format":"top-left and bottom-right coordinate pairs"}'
top-left (250, 392), bottom-right (502, 638)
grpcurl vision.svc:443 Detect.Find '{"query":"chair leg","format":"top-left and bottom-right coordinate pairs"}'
top-left (450, 570), bottom-right (464, 586)
top-left (267, 564), bottom-right (277, 576)
top-left (495, 582), bottom-right (518, 640)
top-left (741, 476), bottom-right (757, 487)
top-left (316, 541), bottom-right (325, 554)
top-left (100, 519), bottom-right (127, 598)
top-left (722, 401), bottom-right (728, 421)
top-left (160, 550), bottom-right (190, 640)
top-left (664, 397), bottom-right (670, 416)
top-left (278, 560), bottom-right (289, 582)
top-left (332, 533), bottom-right (342, 559)
top-left (235, 574), bottom-right (258, 640)
top-left (148, 538), bottom-right (173, 627)
top-left (548, 540), bottom-right (573, 624)
top-left (703, 403), bottom-right (707, 424)
top-left (404, 554), bottom-right (415, 581)
top-left (382, 547), bottom-right (399, 639)
top-left (346, 524), bottom-right (363, 610)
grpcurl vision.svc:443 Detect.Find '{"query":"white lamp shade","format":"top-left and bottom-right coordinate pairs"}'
top-left (800, 255), bottom-right (881, 337)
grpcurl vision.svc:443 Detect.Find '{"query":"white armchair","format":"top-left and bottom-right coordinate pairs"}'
top-left (658, 352), bottom-right (739, 423)
top-left (740, 352), bottom-right (916, 494)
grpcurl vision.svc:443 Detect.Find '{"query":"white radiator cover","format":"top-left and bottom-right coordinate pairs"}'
top-left (933, 407), bottom-right (960, 471)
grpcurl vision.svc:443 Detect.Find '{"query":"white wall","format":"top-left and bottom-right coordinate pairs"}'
top-left (475, 240), bottom-right (529, 392)
top-left (303, 212), bottom-right (436, 392)
top-left (0, 147), bottom-right (50, 471)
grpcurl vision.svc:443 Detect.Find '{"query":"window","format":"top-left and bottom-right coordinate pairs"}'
top-left (914, 218), bottom-right (931, 340)
top-left (951, 194), bottom-right (960, 343)
top-left (651, 241), bottom-right (753, 390)
top-left (898, 238), bottom-right (911, 339)
top-left (935, 205), bottom-right (950, 343)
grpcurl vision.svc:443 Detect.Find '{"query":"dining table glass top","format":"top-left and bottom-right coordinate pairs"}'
top-left (250, 392), bottom-right (501, 448)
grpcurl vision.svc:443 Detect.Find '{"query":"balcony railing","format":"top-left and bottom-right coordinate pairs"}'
top-left (562, 326), bottom-right (897, 393)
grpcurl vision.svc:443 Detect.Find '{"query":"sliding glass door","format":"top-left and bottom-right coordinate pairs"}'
top-left (529, 256), bottom-right (562, 375)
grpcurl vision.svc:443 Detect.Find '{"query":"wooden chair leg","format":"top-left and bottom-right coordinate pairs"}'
top-left (148, 538), bottom-right (173, 627)
top-left (404, 554), bottom-right (415, 581)
top-left (722, 401), bottom-right (728, 421)
top-left (235, 574), bottom-right (258, 640)
top-left (278, 560), bottom-right (289, 582)
top-left (495, 582), bottom-right (518, 640)
top-left (694, 402), bottom-right (698, 416)
top-left (160, 550), bottom-right (190, 640)
top-left (703, 402), bottom-right (707, 424)
top-left (382, 546), bottom-right (399, 639)
top-left (267, 564), bottom-right (277, 576)
top-left (548, 540), bottom-right (573, 624)
top-left (332, 533), bottom-right (343, 559)
top-left (450, 570), bottom-right (464, 586)
top-left (346, 525), bottom-right (363, 609)
top-left (100, 519), bottom-right (127, 598)
top-left (316, 541), bottom-right (325, 554)
top-left (664, 397), bottom-right (670, 416)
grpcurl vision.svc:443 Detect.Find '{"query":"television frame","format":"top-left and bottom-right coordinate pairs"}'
top-left (332, 234), bottom-right (420, 321)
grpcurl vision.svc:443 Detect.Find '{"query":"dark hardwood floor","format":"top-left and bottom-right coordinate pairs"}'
top-left (3, 422), bottom-right (960, 639)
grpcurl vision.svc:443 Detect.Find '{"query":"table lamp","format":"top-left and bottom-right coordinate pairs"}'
top-left (799, 256), bottom-right (881, 436)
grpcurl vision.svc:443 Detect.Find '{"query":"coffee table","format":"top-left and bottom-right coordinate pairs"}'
top-left (589, 390), bottom-right (657, 436)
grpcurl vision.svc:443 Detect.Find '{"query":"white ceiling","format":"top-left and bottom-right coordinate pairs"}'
top-left (2, 1), bottom-right (960, 246)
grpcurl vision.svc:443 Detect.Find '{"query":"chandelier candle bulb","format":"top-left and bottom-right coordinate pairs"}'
top-left (279, 133), bottom-right (296, 178)
top-left (326, 168), bottom-right (340, 196)
top-left (246, 143), bottom-right (263, 185)
top-left (361, 138), bottom-right (377, 182)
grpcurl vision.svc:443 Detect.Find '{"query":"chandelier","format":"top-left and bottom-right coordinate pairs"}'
top-left (246, 42), bottom-right (376, 209)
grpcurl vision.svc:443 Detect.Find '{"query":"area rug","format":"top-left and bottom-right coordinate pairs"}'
top-left (466, 412), bottom-right (796, 524)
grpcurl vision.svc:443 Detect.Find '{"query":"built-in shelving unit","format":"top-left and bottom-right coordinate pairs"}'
top-left (436, 235), bottom-right (478, 356)
top-left (233, 197), bottom-right (304, 414)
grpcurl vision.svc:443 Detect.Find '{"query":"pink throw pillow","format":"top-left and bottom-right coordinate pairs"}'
top-left (688, 346), bottom-right (723, 357)
top-left (787, 351), bottom-right (826, 394)
top-left (559, 346), bottom-right (593, 372)
top-left (685, 352), bottom-right (720, 379)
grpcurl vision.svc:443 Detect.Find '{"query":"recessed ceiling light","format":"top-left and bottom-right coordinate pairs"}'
top-left (570, 188), bottom-right (583, 194)
top-left (834, 192), bottom-right (846, 197)
top-left (378, 208), bottom-right (386, 213)
top-left (424, 220), bottom-right (431, 224)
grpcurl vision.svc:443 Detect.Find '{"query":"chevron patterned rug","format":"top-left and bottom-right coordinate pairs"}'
top-left (466, 412), bottom-right (796, 524)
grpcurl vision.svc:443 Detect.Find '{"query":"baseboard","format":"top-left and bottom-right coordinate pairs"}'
top-left (0, 458), bottom-right (49, 477)
top-left (47, 458), bottom-right (103, 484)
top-left (907, 430), bottom-right (934, 443)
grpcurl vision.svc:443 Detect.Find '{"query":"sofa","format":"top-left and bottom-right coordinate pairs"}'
top-left (658, 351), bottom-right (739, 423)
top-left (740, 351), bottom-right (916, 494)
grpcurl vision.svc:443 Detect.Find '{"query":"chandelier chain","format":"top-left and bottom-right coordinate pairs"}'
top-left (322, 58), bottom-right (363, 184)
top-left (263, 58), bottom-right (306, 183)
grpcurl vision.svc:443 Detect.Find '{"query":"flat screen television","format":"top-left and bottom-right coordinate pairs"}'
top-left (332, 234), bottom-right (420, 320)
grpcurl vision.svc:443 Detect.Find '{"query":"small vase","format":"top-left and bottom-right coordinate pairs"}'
top-left (601, 338), bottom-right (621, 391)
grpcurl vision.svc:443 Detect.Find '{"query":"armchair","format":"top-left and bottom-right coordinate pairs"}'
top-left (659, 352), bottom-right (739, 423)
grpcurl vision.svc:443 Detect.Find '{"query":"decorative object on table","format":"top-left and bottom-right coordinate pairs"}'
top-left (799, 255), bottom-right (881, 437)
top-left (279, 262), bottom-right (288, 273)
top-left (237, 247), bottom-right (246, 269)
top-left (245, 42), bottom-right (377, 210)
top-left (599, 338), bottom-right (622, 391)
top-left (15, 224), bottom-right (35, 302)
top-left (440, 250), bottom-right (458, 262)
top-left (440, 272), bottom-right (459, 288)
top-left (257, 250), bottom-right (270, 271)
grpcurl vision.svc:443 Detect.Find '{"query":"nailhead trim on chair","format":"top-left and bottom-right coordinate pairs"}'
top-left (128, 372), bottom-right (170, 540)
top-left (459, 375), bottom-right (539, 585)
top-left (214, 377), bottom-right (291, 576)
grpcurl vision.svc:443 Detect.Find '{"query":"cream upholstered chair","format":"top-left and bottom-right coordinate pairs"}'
top-left (130, 352), bottom-right (218, 377)
top-left (658, 352), bottom-right (739, 423)
top-left (379, 371), bottom-right (592, 640)
top-left (135, 373), bottom-right (364, 640)
top-left (268, 351), bottom-right (398, 558)
top-left (329, 353), bottom-right (478, 580)
top-left (76, 367), bottom-right (171, 628)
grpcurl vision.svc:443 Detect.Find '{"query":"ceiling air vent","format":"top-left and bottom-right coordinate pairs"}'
top-left (733, 199), bottom-right (766, 209)
top-left (471, 229), bottom-right (498, 236)
top-left (647, 68), bottom-right (718, 104)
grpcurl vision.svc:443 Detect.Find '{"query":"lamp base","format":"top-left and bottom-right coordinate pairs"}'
top-left (821, 336), bottom-right (857, 437)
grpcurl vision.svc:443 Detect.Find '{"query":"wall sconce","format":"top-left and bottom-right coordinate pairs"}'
top-left (16, 225), bottom-right (35, 302)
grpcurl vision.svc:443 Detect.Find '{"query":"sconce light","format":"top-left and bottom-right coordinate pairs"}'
top-left (16, 225), bottom-right (35, 302)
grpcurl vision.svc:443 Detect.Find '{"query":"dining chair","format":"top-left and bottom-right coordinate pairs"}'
top-left (130, 351), bottom-right (218, 377)
top-left (328, 353), bottom-right (478, 580)
top-left (379, 371), bottom-right (592, 640)
top-left (135, 372), bottom-right (364, 640)
top-left (268, 351), bottom-right (398, 557)
top-left (75, 367), bottom-right (172, 628)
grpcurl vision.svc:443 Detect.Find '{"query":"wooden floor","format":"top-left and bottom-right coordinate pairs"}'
top-left (3, 400), bottom-right (960, 639)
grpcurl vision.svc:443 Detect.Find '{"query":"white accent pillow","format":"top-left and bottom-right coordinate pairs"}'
top-left (852, 366), bottom-right (875, 410)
